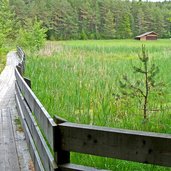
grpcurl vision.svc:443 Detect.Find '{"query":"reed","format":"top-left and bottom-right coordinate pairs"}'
top-left (25, 39), bottom-right (171, 171)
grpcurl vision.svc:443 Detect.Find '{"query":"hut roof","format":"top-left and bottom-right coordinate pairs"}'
top-left (135, 31), bottom-right (158, 38)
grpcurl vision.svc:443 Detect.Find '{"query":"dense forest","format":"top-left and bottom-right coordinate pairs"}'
top-left (6, 0), bottom-right (171, 40)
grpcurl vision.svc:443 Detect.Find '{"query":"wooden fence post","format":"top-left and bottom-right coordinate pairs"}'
top-left (54, 116), bottom-right (70, 166)
top-left (16, 65), bottom-right (22, 76)
top-left (24, 77), bottom-right (31, 88)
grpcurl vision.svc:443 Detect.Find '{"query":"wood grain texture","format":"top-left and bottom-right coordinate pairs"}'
top-left (16, 82), bottom-right (57, 171)
top-left (16, 92), bottom-right (45, 171)
top-left (0, 108), bottom-right (20, 171)
top-left (0, 51), bottom-right (32, 171)
top-left (15, 68), bottom-right (57, 150)
top-left (59, 163), bottom-right (107, 171)
top-left (58, 122), bottom-right (171, 167)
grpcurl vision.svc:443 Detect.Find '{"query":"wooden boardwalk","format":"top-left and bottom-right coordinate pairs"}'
top-left (0, 52), bottom-right (32, 171)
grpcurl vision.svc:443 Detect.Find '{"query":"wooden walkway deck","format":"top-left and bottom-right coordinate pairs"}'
top-left (0, 52), bottom-right (32, 171)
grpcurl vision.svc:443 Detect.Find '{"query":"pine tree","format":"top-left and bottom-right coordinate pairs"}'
top-left (117, 12), bottom-right (132, 39)
top-left (135, 8), bottom-right (146, 35)
top-left (103, 10), bottom-right (115, 39)
top-left (153, 8), bottom-right (165, 37)
top-left (0, 0), bottom-right (18, 47)
top-left (114, 45), bottom-right (165, 120)
top-left (142, 4), bottom-right (154, 32)
top-left (7, 0), bottom-right (171, 39)
top-left (49, 0), bottom-right (79, 40)
top-left (17, 18), bottom-right (47, 52)
top-left (165, 11), bottom-right (171, 37)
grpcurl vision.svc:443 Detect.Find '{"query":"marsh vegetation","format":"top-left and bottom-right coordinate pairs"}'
top-left (25, 39), bottom-right (171, 171)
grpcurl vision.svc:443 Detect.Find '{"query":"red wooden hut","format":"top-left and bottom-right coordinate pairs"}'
top-left (135, 31), bottom-right (158, 41)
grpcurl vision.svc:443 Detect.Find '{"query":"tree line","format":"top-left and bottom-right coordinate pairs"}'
top-left (6, 0), bottom-right (171, 40)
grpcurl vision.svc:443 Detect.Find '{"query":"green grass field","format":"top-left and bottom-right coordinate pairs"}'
top-left (25, 39), bottom-right (171, 171)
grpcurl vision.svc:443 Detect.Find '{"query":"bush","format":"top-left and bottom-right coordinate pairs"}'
top-left (17, 18), bottom-right (47, 52)
top-left (0, 0), bottom-right (18, 48)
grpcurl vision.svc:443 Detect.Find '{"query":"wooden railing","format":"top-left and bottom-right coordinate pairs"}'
top-left (15, 47), bottom-right (171, 171)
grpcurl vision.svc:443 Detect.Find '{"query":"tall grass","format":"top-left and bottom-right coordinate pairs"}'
top-left (25, 39), bottom-right (171, 171)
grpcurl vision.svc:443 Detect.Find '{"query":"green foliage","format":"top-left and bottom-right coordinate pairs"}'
top-left (80, 30), bottom-right (88, 40)
top-left (115, 45), bottom-right (165, 120)
top-left (0, 34), bottom-right (6, 48)
top-left (25, 39), bottom-right (171, 171)
top-left (0, 0), bottom-right (18, 47)
top-left (17, 18), bottom-right (47, 52)
top-left (9, 0), bottom-right (171, 40)
top-left (117, 12), bottom-right (132, 39)
top-left (0, 0), bottom-right (18, 72)
top-left (26, 39), bottom-right (171, 131)
top-left (0, 52), bottom-right (6, 73)
top-left (103, 10), bottom-right (115, 39)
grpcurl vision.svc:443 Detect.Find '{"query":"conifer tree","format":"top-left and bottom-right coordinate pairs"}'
top-left (0, 0), bottom-right (17, 47)
top-left (114, 45), bottom-right (165, 120)
top-left (103, 10), bottom-right (115, 39)
top-left (136, 8), bottom-right (146, 35)
top-left (6, 0), bottom-right (171, 40)
top-left (117, 12), bottom-right (132, 39)
top-left (17, 18), bottom-right (47, 52)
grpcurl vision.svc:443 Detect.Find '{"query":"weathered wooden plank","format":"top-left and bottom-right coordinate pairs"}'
top-left (18, 62), bottom-right (24, 75)
top-left (16, 65), bottom-right (22, 76)
top-left (58, 122), bottom-right (171, 167)
top-left (17, 46), bottom-right (25, 61)
top-left (15, 68), bottom-right (57, 150)
top-left (53, 116), bottom-right (70, 165)
top-left (54, 116), bottom-right (67, 124)
top-left (0, 109), bottom-right (20, 171)
top-left (59, 163), bottom-right (107, 171)
top-left (16, 82), bottom-right (57, 171)
top-left (16, 93), bottom-right (45, 171)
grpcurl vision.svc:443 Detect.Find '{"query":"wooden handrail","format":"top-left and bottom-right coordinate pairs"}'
top-left (58, 122), bottom-right (171, 167)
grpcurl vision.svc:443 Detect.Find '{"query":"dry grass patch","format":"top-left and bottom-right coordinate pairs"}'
top-left (38, 41), bottom-right (63, 57)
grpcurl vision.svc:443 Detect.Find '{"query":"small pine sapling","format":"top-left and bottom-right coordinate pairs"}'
top-left (114, 45), bottom-right (165, 120)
